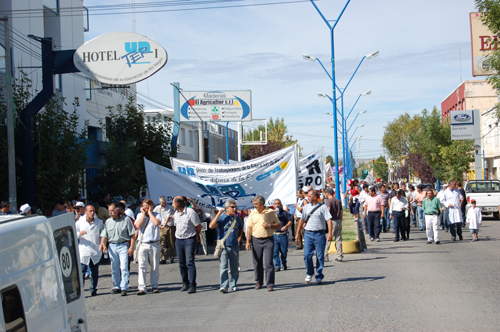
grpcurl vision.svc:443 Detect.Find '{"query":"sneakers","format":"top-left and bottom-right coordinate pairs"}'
top-left (305, 275), bottom-right (312, 284)
top-left (232, 286), bottom-right (239, 292)
top-left (370, 238), bottom-right (374, 241)
top-left (435, 241), bottom-right (440, 244)
top-left (90, 290), bottom-right (97, 297)
top-left (238, 266), bottom-right (241, 271)
top-left (121, 290), bottom-right (127, 296)
top-left (187, 286), bottom-right (196, 294)
top-left (376, 238), bottom-right (380, 242)
top-left (111, 288), bottom-right (121, 294)
top-left (181, 284), bottom-right (188, 292)
top-left (219, 288), bottom-right (227, 293)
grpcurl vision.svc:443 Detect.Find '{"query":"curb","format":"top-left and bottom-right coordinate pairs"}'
top-left (328, 240), bottom-right (362, 254)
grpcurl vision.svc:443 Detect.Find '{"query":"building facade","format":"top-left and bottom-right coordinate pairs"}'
top-left (441, 80), bottom-right (497, 121)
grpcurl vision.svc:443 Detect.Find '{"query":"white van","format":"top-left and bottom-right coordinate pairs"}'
top-left (0, 213), bottom-right (87, 332)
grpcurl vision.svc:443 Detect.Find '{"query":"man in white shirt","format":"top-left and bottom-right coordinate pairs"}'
top-left (389, 190), bottom-right (409, 242)
top-left (358, 185), bottom-right (370, 235)
top-left (135, 198), bottom-right (161, 295)
top-left (293, 189), bottom-right (309, 249)
top-left (75, 205), bottom-right (104, 296)
top-left (436, 184), bottom-right (448, 231)
top-left (442, 181), bottom-right (463, 241)
top-left (153, 196), bottom-right (175, 264)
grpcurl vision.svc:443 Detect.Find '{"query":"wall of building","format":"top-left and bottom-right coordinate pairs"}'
top-left (482, 107), bottom-right (500, 179)
top-left (441, 80), bottom-right (497, 121)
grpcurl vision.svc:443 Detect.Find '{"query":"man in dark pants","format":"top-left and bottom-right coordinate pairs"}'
top-left (173, 196), bottom-right (202, 294)
top-left (457, 181), bottom-right (467, 227)
top-left (246, 195), bottom-right (281, 292)
top-left (273, 199), bottom-right (293, 272)
top-left (364, 188), bottom-right (384, 242)
top-left (389, 190), bottom-right (408, 242)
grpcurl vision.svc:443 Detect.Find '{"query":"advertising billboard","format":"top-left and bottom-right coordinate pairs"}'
top-left (180, 90), bottom-right (252, 122)
top-left (470, 12), bottom-right (496, 76)
top-left (74, 32), bottom-right (168, 85)
top-left (450, 109), bottom-right (480, 140)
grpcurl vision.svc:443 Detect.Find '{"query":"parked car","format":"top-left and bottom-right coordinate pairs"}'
top-left (465, 180), bottom-right (500, 219)
top-left (0, 213), bottom-right (87, 332)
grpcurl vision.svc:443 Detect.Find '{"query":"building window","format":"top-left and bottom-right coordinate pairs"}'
top-left (189, 130), bottom-right (194, 147)
top-left (85, 79), bottom-right (92, 100)
top-left (55, 74), bottom-right (62, 91)
top-left (2, 285), bottom-right (27, 332)
top-left (180, 128), bottom-right (186, 146)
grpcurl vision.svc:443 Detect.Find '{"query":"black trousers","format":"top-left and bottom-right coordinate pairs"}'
top-left (392, 211), bottom-right (406, 240)
top-left (252, 237), bottom-right (275, 287)
top-left (449, 223), bottom-right (463, 239)
top-left (367, 211), bottom-right (382, 239)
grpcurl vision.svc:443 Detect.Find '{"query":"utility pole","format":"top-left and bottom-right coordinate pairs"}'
top-left (2, 17), bottom-right (17, 212)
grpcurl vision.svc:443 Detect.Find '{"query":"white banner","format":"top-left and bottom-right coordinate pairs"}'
top-left (298, 147), bottom-right (324, 190)
top-left (158, 145), bottom-right (298, 208)
top-left (218, 158), bottom-right (239, 165)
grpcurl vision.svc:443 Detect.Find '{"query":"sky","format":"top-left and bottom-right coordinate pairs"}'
top-left (83, 0), bottom-right (479, 161)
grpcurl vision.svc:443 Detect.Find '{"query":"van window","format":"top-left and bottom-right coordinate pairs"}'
top-left (1, 286), bottom-right (27, 332)
top-left (53, 226), bottom-right (81, 303)
top-left (467, 181), bottom-right (500, 192)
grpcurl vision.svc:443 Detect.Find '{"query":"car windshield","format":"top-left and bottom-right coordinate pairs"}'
top-left (467, 181), bottom-right (500, 192)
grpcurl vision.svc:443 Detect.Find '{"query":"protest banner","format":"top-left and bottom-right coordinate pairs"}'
top-left (298, 147), bottom-right (324, 189)
top-left (147, 145), bottom-right (298, 208)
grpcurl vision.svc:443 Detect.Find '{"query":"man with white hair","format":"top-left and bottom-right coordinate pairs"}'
top-left (442, 181), bottom-right (463, 241)
top-left (154, 196), bottom-right (175, 264)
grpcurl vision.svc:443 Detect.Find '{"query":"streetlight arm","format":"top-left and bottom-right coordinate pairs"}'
top-left (346, 93), bottom-right (362, 121)
top-left (343, 56), bottom-right (366, 92)
top-left (315, 58), bottom-right (333, 81)
top-left (309, 0), bottom-right (333, 29)
top-left (349, 129), bottom-right (359, 144)
top-left (347, 113), bottom-right (360, 132)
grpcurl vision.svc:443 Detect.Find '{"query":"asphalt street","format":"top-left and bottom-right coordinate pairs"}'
top-left (86, 218), bottom-right (500, 331)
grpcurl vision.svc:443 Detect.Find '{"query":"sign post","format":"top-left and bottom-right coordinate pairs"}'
top-left (450, 109), bottom-right (482, 178)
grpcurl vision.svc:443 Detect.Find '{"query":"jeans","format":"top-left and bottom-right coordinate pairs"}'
top-left (273, 233), bottom-right (288, 269)
top-left (81, 260), bottom-right (99, 292)
top-left (411, 204), bottom-right (418, 226)
top-left (417, 206), bottom-right (425, 229)
top-left (367, 211), bottom-right (382, 239)
top-left (220, 245), bottom-right (239, 290)
top-left (252, 237), bottom-right (275, 287)
top-left (449, 222), bottom-right (463, 239)
top-left (442, 208), bottom-right (449, 230)
top-left (303, 230), bottom-right (326, 281)
top-left (392, 211), bottom-right (406, 240)
top-left (381, 210), bottom-right (390, 231)
top-left (109, 243), bottom-right (130, 291)
top-left (176, 236), bottom-right (197, 287)
top-left (138, 242), bottom-right (160, 292)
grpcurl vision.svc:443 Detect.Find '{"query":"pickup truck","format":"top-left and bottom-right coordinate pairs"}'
top-left (464, 180), bottom-right (500, 219)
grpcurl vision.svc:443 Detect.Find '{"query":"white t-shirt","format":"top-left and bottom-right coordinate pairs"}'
top-left (136, 212), bottom-right (160, 242)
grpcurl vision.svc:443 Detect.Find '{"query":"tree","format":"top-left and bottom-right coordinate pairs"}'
top-left (0, 71), bottom-right (89, 211)
top-left (89, 98), bottom-right (174, 201)
top-left (395, 165), bottom-right (409, 181)
top-left (382, 113), bottom-right (421, 162)
top-left (373, 155), bottom-right (388, 181)
top-left (408, 153), bottom-right (436, 183)
top-left (243, 117), bottom-right (297, 160)
top-left (326, 155), bottom-right (334, 166)
top-left (439, 140), bottom-right (475, 181)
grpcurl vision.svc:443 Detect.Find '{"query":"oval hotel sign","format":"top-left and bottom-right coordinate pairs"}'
top-left (74, 32), bottom-right (167, 85)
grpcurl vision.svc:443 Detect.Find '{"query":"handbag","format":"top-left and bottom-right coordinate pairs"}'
top-left (133, 216), bottom-right (150, 263)
top-left (214, 216), bottom-right (238, 259)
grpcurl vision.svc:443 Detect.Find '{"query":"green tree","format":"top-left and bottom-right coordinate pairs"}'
top-left (373, 155), bottom-right (388, 181)
top-left (89, 98), bottom-right (174, 201)
top-left (326, 155), bottom-right (334, 166)
top-left (0, 71), bottom-right (89, 211)
top-left (382, 113), bottom-right (421, 162)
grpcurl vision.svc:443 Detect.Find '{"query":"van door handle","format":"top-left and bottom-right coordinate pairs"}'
top-left (78, 318), bottom-right (85, 324)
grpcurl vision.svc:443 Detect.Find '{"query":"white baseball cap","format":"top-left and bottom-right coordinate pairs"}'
top-left (19, 204), bottom-right (31, 214)
top-left (75, 201), bottom-right (85, 207)
top-left (302, 186), bottom-right (310, 193)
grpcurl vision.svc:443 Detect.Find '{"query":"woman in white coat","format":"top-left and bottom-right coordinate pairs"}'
top-left (442, 180), bottom-right (463, 241)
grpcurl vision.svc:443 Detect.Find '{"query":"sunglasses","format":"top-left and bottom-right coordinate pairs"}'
top-left (228, 206), bottom-right (237, 209)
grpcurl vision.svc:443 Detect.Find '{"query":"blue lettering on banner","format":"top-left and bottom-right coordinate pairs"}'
top-left (122, 42), bottom-right (152, 68)
top-left (256, 165), bottom-right (282, 181)
top-left (178, 167), bottom-right (195, 176)
top-left (195, 183), bottom-right (256, 208)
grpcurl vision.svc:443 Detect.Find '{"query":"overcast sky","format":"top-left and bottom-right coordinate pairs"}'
top-left (84, 0), bottom-right (478, 160)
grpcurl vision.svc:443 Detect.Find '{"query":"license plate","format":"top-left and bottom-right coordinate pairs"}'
top-left (72, 327), bottom-right (81, 332)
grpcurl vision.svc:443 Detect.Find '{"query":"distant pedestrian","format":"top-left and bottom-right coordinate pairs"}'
top-left (389, 189), bottom-right (408, 242)
top-left (443, 180), bottom-right (463, 241)
top-left (76, 205), bottom-right (104, 296)
top-left (378, 185), bottom-right (390, 232)
top-left (100, 203), bottom-right (136, 296)
top-left (272, 199), bottom-right (293, 271)
top-left (296, 190), bottom-right (332, 284)
top-left (415, 186), bottom-right (427, 231)
top-left (408, 185), bottom-right (418, 227)
top-left (97, 199), bottom-right (110, 222)
top-left (364, 188), bottom-right (384, 242)
top-left (135, 198), bottom-right (161, 295)
top-left (457, 181), bottom-right (467, 227)
top-left (466, 199), bottom-right (482, 242)
top-left (19, 203), bottom-right (31, 215)
top-left (358, 185), bottom-right (370, 235)
top-left (154, 196), bottom-right (175, 264)
top-left (173, 196), bottom-right (202, 294)
top-left (436, 184), bottom-right (449, 232)
top-left (422, 189), bottom-right (441, 244)
top-left (51, 199), bottom-right (67, 217)
top-left (209, 199), bottom-right (243, 293)
top-left (294, 189), bottom-right (309, 249)
top-left (246, 195), bottom-right (280, 292)
top-left (324, 188), bottom-right (343, 262)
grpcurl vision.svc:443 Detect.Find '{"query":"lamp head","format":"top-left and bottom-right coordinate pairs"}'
top-left (366, 51), bottom-right (380, 59)
top-left (358, 124), bottom-right (365, 128)
top-left (362, 91), bottom-right (372, 96)
top-left (360, 110), bottom-right (367, 114)
top-left (318, 93), bottom-right (327, 98)
top-left (302, 54), bottom-right (316, 61)
top-left (325, 112), bottom-right (333, 116)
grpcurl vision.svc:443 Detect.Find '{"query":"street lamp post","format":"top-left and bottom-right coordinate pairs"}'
top-left (306, 0), bottom-right (351, 199)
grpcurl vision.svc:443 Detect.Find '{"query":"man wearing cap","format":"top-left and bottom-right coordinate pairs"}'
top-left (293, 188), bottom-right (309, 249)
top-left (75, 201), bottom-right (85, 221)
top-left (19, 204), bottom-right (31, 215)
top-left (76, 205), bottom-right (104, 296)
top-left (324, 188), bottom-right (343, 262)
